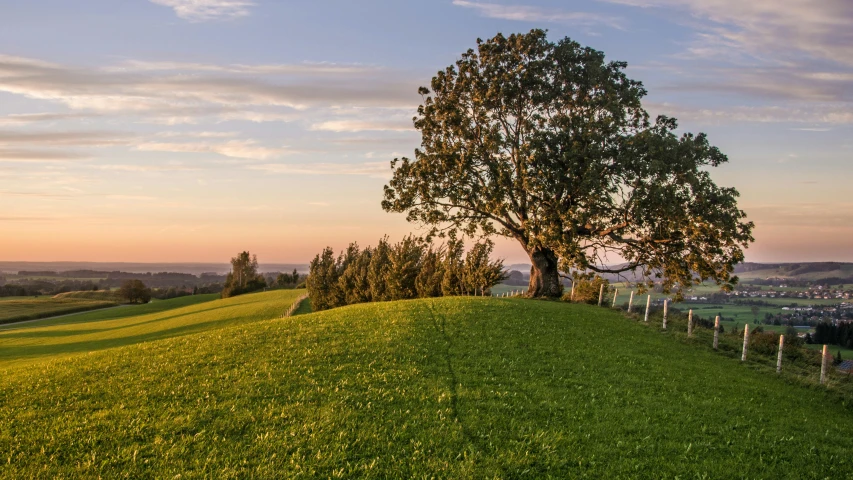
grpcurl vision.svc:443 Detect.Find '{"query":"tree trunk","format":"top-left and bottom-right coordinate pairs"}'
top-left (527, 247), bottom-right (563, 298)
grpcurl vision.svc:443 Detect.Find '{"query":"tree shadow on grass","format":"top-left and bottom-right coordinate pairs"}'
top-left (422, 301), bottom-right (489, 455)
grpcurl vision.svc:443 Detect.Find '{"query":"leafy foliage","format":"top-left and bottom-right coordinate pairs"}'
top-left (383, 29), bottom-right (753, 298)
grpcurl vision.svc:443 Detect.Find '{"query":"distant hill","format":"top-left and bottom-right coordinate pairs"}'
top-left (734, 262), bottom-right (853, 282)
top-left (0, 261), bottom-right (309, 276)
top-left (505, 262), bottom-right (853, 285)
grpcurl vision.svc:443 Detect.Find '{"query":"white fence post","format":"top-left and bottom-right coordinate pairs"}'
top-left (741, 324), bottom-right (750, 362)
top-left (598, 284), bottom-right (604, 306)
top-left (821, 345), bottom-right (829, 385)
top-left (612, 288), bottom-right (618, 308)
top-left (644, 295), bottom-right (651, 322)
top-left (713, 316), bottom-right (720, 350)
top-left (687, 309), bottom-right (694, 337)
top-left (777, 335), bottom-right (785, 373)
top-left (628, 291), bottom-right (634, 313)
top-left (662, 299), bottom-right (668, 330)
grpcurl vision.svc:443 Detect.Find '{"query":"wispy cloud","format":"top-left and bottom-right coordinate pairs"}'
top-left (96, 164), bottom-right (199, 172)
top-left (105, 195), bottom-right (157, 201)
top-left (249, 162), bottom-right (392, 179)
top-left (647, 103), bottom-right (853, 126)
top-left (154, 131), bottom-right (239, 138)
top-left (216, 111), bottom-right (296, 123)
top-left (0, 113), bottom-right (98, 126)
top-left (604, 1), bottom-right (853, 127)
top-left (137, 140), bottom-right (292, 160)
top-left (108, 59), bottom-right (378, 76)
top-left (453, 0), bottom-right (623, 29)
top-left (0, 149), bottom-right (90, 162)
top-left (149, 0), bottom-right (255, 22)
top-left (310, 120), bottom-right (414, 133)
top-left (0, 130), bottom-right (135, 147)
top-left (0, 54), bottom-right (419, 123)
top-left (602, 0), bottom-right (853, 66)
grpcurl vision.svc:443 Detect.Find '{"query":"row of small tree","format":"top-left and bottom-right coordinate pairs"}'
top-left (307, 236), bottom-right (506, 311)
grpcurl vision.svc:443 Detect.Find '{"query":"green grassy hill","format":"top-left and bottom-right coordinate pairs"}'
top-left (0, 297), bottom-right (118, 325)
top-left (1, 295), bottom-right (851, 478)
top-left (0, 290), bottom-right (303, 369)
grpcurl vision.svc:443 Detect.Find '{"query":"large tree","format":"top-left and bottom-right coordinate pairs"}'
top-left (119, 279), bottom-right (151, 304)
top-left (222, 251), bottom-right (266, 298)
top-left (382, 30), bottom-right (754, 298)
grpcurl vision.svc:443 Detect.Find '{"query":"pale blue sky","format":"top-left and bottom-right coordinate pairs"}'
top-left (2, 0), bottom-right (851, 263)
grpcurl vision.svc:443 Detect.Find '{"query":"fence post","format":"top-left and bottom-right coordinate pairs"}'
top-left (687, 309), bottom-right (694, 337)
top-left (741, 324), bottom-right (750, 361)
top-left (713, 316), bottom-right (720, 350)
top-left (777, 335), bottom-right (784, 373)
top-left (598, 284), bottom-right (604, 306)
top-left (644, 295), bottom-right (651, 322)
top-left (570, 284), bottom-right (575, 301)
top-left (612, 288), bottom-right (618, 308)
top-left (628, 291), bottom-right (634, 313)
top-left (662, 299), bottom-right (668, 330)
top-left (821, 345), bottom-right (828, 385)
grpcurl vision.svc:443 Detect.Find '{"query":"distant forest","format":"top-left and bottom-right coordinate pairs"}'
top-left (0, 269), bottom-right (301, 298)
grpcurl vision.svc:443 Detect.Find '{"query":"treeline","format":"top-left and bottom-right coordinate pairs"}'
top-left (811, 322), bottom-right (853, 349)
top-left (0, 279), bottom-right (103, 297)
top-left (308, 236), bottom-right (506, 311)
top-left (102, 272), bottom-right (227, 289)
top-left (17, 270), bottom-right (109, 279)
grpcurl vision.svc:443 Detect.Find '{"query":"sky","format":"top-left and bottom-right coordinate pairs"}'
top-left (1, 0), bottom-right (851, 264)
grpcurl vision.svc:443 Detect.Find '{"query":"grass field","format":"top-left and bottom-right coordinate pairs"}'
top-left (0, 295), bottom-right (52, 301)
top-left (0, 297), bottom-right (118, 325)
top-left (805, 343), bottom-right (853, 357)
top-left (745, 297), bottom-right (844, 307)
top-left (53, 290), bottom-right (123, 301)
top-left (1, 295), bottom-right (852, 478)
top-left (677, 303), bottom-right (785, 322)
top-left (0, 290), bottom-right (302, 370)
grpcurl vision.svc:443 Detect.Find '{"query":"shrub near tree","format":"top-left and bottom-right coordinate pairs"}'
top-left (307, 236), bottom-right (506, 312)
top-left (119, 279), bottom-right (151, 304)
top-left (565, 274), bottom-right (610, 305)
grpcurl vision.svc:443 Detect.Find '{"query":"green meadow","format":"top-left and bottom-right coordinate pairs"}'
top-left (0, 297), bottom-right (118, 325)
top-left (677, 303), bottom-right (786, 323)
top-left (0, 290), bottom-right (301, 370)
top-left (1, 294), bottom-right (852, 478)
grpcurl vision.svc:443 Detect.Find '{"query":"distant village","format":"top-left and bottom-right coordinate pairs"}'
top-left (681, 282), bottom-right (853, 328)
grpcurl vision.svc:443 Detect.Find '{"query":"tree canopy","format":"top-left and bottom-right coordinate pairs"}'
top-left (119, 279), bottom-right (151, 304)
top-left (382, 29), bottom-right (754, 298)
